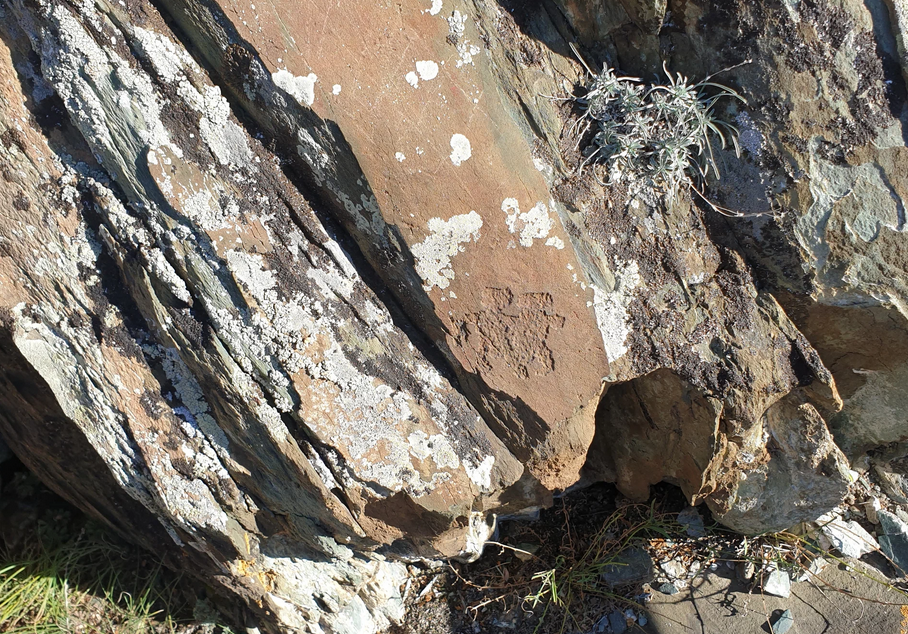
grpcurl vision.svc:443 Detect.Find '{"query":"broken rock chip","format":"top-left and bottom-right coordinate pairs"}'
top-left (816, 512), bottom-right (880, 559)
top-left (877, 511), bottom-right (908, 575)
top-left (762, 568), bottom-right (791, 598)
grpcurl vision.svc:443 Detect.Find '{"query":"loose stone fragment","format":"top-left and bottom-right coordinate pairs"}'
top-left (877, 511), bottom-right (908, 575)
top-left (677, 506), bottom-right (706, 538)
top-left (772, 609), bottom-right (794, 634)
top-left (817, 513), bottom-right (879, 558)
top-left (607, 610), bottom-right (627, 633)
top-left (601, 547), bottom-right (654, 586)
top-left (762, 569), bottom-right (791, 598)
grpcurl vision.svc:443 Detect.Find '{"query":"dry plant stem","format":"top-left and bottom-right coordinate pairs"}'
top-left (486, 541), bottom-right (542, 560)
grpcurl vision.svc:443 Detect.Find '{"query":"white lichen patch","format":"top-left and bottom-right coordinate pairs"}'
top-left (411, 211), bottom-right (482, 291)
top-left (447, 10), bottom-right (481, 68)
top-left (449, 133), bottom-right (472, 166)
top-left (427, 0), bottom-right (443, 15)
top-left (408, 431), bottom-right (460, 470)
top-left (197, 85), bottom-right (252, 167)
top-left (395, 152), bottom-right (406, 162)
top-left (463, 454), bottom-right (495, 491)
top-left (332, 84), bottom-right (342, 95)
top-left (533, 156), bottom-right (553, 178)
top-left (415, 60), bottom-right (439, 81)
top-left (272, 69), bottom-right (318, 107)
top-left (147, 250), bottom-right (192, 303)
top-left (225, 250), bottom-right (277, 295)
top-left (447, 10), bottom-right (467, 39)
top-left (405, 71), bottom-right (419, 88)
top-left (131, 26), bottom-right (199, 83)
top-left (590, 260), bottom-right (642, 363)
top-left (501, 198), bottom-right (555, 247)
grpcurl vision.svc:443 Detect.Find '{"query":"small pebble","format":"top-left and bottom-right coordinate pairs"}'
top-left (772, 609), bottom-right (794, 634)
top-left (736, 561), bottom-right (755, 582)
top-left (607, 610), bottom-right (627, 634)
top-left (658, 582), bottom-right (679, 595)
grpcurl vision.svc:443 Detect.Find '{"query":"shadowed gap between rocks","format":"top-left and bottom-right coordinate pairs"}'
top-left (582, 368), bottom-right (720, 505)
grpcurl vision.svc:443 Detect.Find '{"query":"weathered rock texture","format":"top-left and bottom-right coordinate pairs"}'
top-left (0, 0), bottom-right (905, 630)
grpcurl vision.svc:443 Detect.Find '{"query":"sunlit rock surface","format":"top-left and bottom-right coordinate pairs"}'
top-left (0, 0), bottom-right (905, 631)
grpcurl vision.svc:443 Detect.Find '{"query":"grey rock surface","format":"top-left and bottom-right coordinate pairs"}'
top-left (657, 582), bottom-right (679, 595)
top-left (818, 512), bottom-right (881, 558)
top-left (773, 609), bottom-right (795, 634)
top-left (607, 609), bottom-right (627, 634)
top-left (677, 507), bottom-right (707, 538)
top-left (878, 510), bottom-right (908, 575)
top-left (643, 560), bottom-right (903, 634)
top-left (762, 569), bottom-right (791, 598)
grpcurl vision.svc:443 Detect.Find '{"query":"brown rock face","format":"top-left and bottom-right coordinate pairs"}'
top-left (158, 0), bottom-right (611, 492)
top-left (0, 0), bottom-right (905, 630)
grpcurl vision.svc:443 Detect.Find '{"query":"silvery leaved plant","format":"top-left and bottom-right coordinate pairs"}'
top-left (574, 56), bottom-right (747, 215)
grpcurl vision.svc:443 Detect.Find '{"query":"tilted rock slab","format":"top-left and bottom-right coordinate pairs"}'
top-left (0, 0), bottom-right (904, 630)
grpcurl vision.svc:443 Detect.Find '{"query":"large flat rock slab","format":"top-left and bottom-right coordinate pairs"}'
top-left (161, 0), bottom-right (612, 489)
top-left (644, 560), bottom-right (907, 634)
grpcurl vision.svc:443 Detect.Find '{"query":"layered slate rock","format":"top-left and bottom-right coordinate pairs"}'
top-left (0, 0), bottom-right (906, 631)
top-left (157, 0), bottom-right (611, 491)
top-left (640, 0), bottom-right (908, 471)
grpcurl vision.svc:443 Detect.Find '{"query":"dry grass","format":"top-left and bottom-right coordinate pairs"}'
top-left (445, 494), bottom-right (686, 634)
top-left (0, 469), bottom-right (232, 634)
top-left (397, 483), bottom-right (908, 634)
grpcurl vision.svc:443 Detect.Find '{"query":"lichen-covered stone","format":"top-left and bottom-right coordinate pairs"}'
top-left (0, 0), bottom-right (906, 630)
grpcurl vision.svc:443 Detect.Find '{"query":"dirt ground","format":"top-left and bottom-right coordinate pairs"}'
top-left (643, 560), bottom-right (907, 634)
top-left (389, 482), bottom-right (908, 634)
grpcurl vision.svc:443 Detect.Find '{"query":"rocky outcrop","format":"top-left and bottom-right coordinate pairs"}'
top-left (0, 0), bottom-right (905, 631)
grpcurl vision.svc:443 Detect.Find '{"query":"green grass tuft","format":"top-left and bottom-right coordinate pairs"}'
top-left (0, 470), bottom-right (233, 634)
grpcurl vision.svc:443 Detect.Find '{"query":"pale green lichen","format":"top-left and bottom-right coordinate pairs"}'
top-left (412, 211), bottom-right (482, 291)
